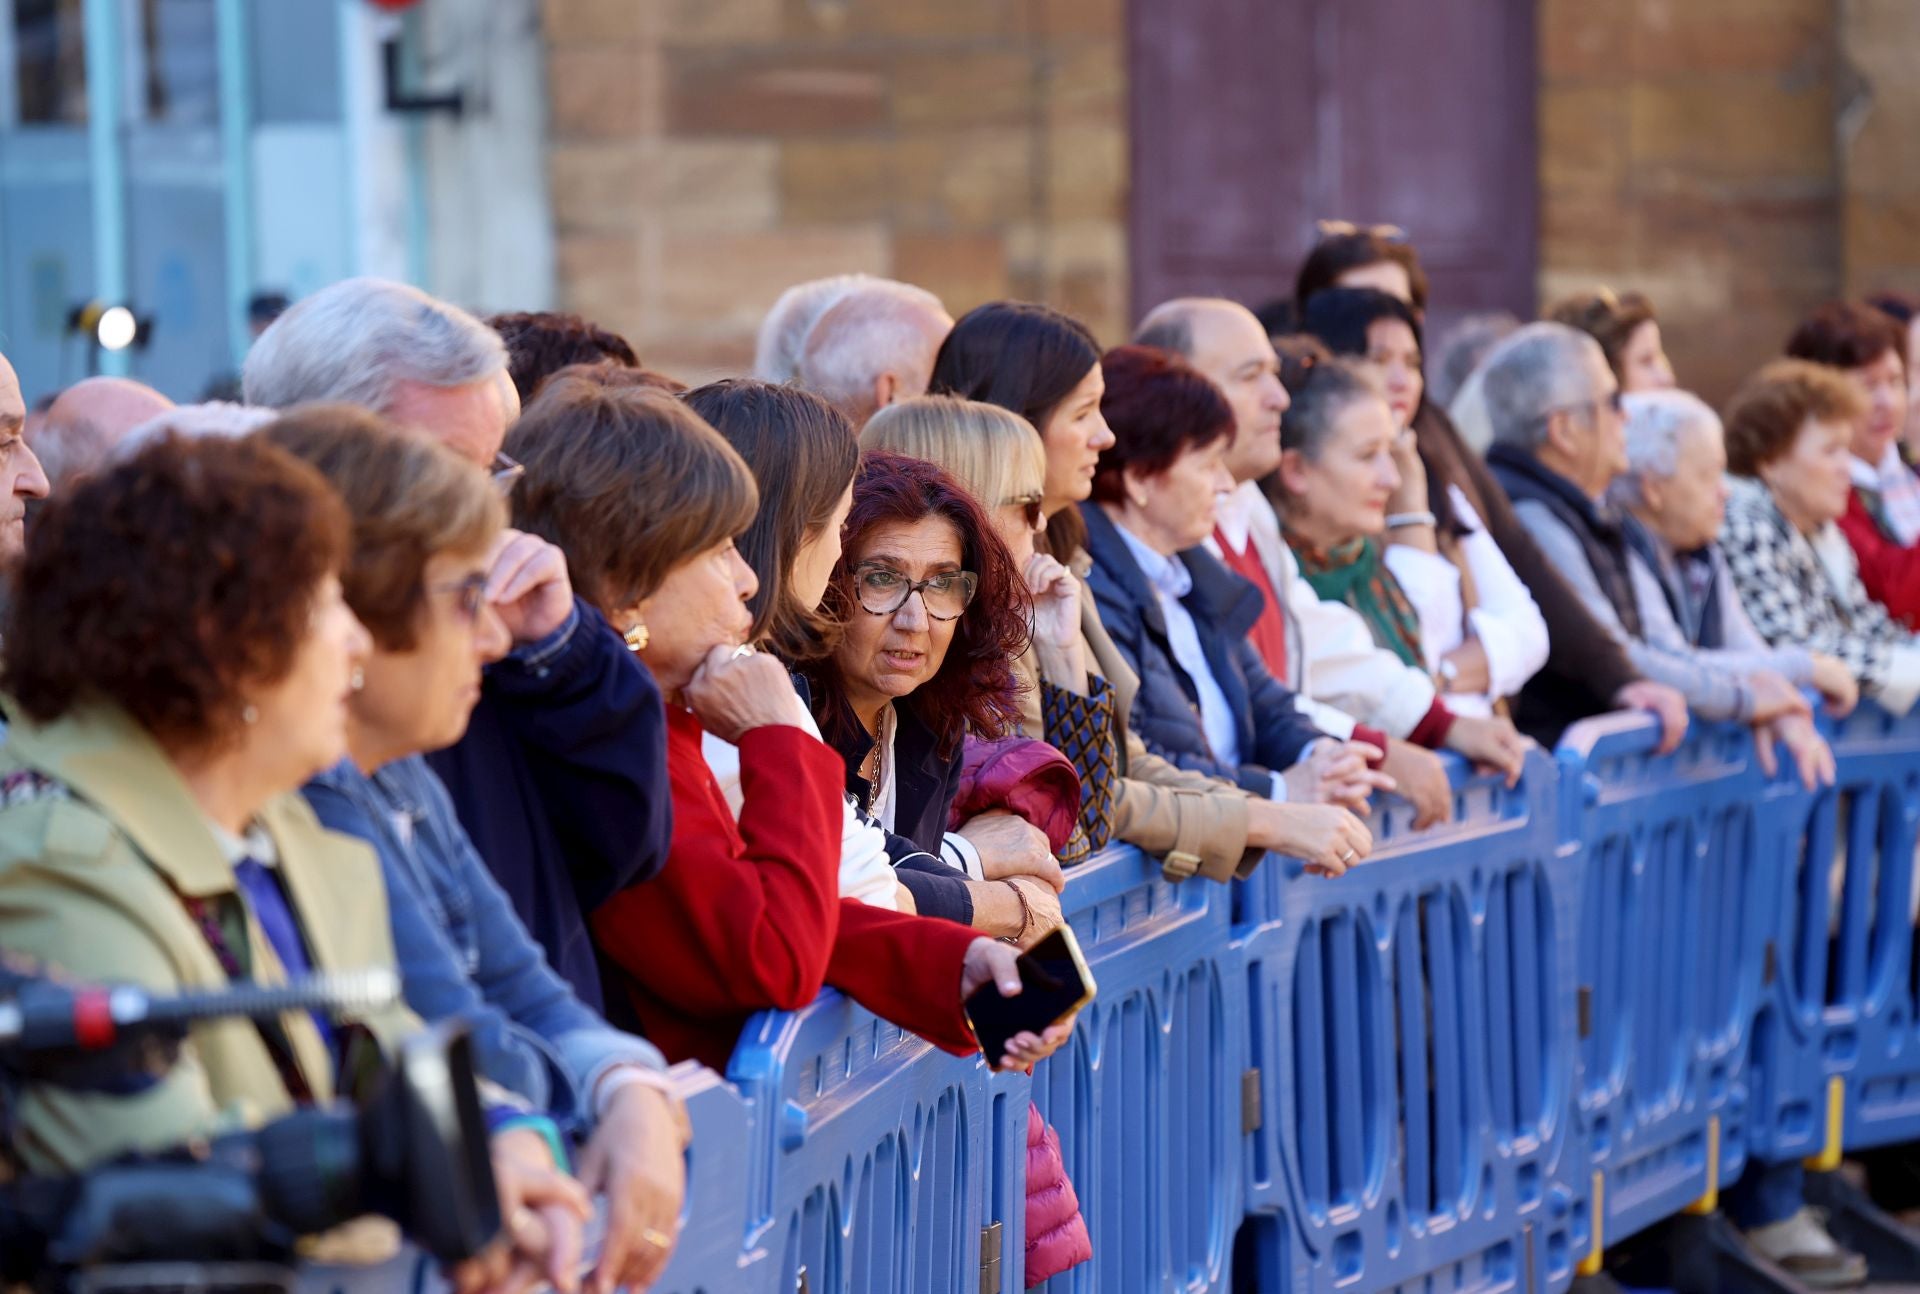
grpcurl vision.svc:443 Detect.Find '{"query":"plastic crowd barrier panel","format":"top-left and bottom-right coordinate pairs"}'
top-left (1231, 747), bottom-right (1581, 1294)
top-left (1750, 701), bottom-right (1920, 1171)
top-left (1028, 843), bottom-right (1244, 1293)
top-left (1556, 714), bottom-right (1786, 1270)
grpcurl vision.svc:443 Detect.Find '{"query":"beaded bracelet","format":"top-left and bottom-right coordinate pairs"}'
top-left (1000, 878), bottom-right (1033, 945)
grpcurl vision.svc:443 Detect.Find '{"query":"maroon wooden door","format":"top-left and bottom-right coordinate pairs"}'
top-left (1127, 0), bottom-right (1538, 334)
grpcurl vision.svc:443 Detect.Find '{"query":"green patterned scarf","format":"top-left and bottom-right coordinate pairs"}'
top-left (1286, 533), bottom-right (1426, 668)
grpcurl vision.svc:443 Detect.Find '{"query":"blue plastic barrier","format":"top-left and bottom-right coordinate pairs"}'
top-left (1556, 715), bottom-right (1784, 1268)
top-left (1231, 748), bottom-right (1580, 1294)
top-left (300, 701), bottom-right (1920, 1294)
top-left (1029, 844), bottom-right (1244, 1293)
top-left (1748, 702), bottom-right (1920, 1171)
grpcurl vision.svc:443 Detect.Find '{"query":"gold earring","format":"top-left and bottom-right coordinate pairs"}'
top-left (624, 621), bottom-right (650, 652)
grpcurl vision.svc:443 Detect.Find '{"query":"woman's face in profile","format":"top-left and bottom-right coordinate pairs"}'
top-left (833, 515), bottom-right (967, 712)
top-left (245, 573), bottom-right (373, 786)
top-left (634, 538), bottom-right (758, 693)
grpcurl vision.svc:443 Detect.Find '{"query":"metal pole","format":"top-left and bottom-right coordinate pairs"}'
top-left (80, 0), bottom-right (128, 376)
top-left (215, 0), bottom-right (251, 371)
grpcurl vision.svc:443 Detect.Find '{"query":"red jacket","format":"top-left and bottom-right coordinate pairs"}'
top-left (1839, 487), bottom-right (1920, 631)
top-left (592, 708), bottom-right (981, 1072)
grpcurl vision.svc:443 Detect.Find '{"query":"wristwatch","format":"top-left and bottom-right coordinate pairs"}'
top-left (1438, 657), bottom-right (1460, 687)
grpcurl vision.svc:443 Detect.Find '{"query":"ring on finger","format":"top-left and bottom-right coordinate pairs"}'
top-left (1337, 848), bottom-right (1357, 865)
top-left (641, 1227), bottom-right (675, 1250)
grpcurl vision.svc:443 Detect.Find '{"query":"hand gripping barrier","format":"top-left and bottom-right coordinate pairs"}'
top-left (1749, 702), bottom-right (1920, 1171)
top-left (1555, 714), bottom-right (1784, 1269)
top-left (1028, 844), bottom-right (1243, 1292)
top-left (1230, 747), bottom-right (1581, 1294)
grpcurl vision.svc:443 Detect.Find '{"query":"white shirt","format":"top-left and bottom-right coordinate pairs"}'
top-left (1849, 445), bottom-right (1920, 548)
top-left (1384, 485), bottom-right (1549, 715)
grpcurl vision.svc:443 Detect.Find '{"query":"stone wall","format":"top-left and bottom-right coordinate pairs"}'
top-left (542, 1), bottom-right (1919, 400)
top-left (541, 0), bottom-right (1129, 382)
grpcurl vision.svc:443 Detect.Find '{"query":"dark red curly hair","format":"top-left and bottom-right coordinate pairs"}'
top-left (805, 449), bottom-right (1028, 757)
top-left (3, 433), bottom-right (350, 752)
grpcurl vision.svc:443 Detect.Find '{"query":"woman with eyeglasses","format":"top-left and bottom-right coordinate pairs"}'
top-left (505, 373), bottom-right (1073, 1076)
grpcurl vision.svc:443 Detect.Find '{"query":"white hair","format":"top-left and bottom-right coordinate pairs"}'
top-left (1480, 322), bottom-right (1610, 449)
top-left (115, 402), bottom-right (279, 460)
top-left (1611, 388), bottom-right (1721, 508)
top-left (753, 273), bottom-right (873, 382)
top-left (796, 281), bottom-right (951, 419)
top-left (242, 277), bottom-right (506, 415)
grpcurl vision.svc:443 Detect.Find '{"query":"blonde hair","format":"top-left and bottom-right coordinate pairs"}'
top-left (860, 394), bottom-right (1045, 515)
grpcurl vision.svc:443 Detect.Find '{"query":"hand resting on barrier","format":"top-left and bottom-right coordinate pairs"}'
top-left (957, 810), bottom-right (1066, 893)
top-left (576, 1083), bottom-right (690, 1294)
top-left (1443, 714), bottom-right (1531, 788)
top-left (1809, 651), bottom-right (1860, 716)
top-left (1614, 679), bottom-right (1689, 754)
top-left (452, 1126), bottom-right (594, 1294)
top-left (1756, 710), bottom-right (1836, 791)
top-left (1245, 800), bottom-right (1372, 877)
top-left (1380, 740), bottom-right (1453, 829)
top-left (1283, 738), bottom-right (1396, 814)
top-left (1745, 668), bottom-right (1813, 725)
top-left (961, 937), bottom-right (1078, 1069)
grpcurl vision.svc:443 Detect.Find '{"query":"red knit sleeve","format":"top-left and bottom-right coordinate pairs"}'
top-left (826, 905), bottom-right (982, 1057)
top-left (1405, 698), bottom-right (1458, 749)
top-left (1841, 492), bottom-right (1920, 631)
top-left (593, 720), bottom-right (845, 1015)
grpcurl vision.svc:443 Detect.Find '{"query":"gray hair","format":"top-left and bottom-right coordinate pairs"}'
top-left (1610, 388), bottom-right (1721, 508)
top-left (242, 277), bottom-right (507, 414)
top-left (1131, 300), bottom-right (1199, 356)
top-left (1279, 358), bottom-right (1387, 462)
top-left (753, 273), bottom-right (873, 382)
top-left (1428, 310), bottom-right (1520, 408)
top-left (1480, 322), bottom-right (1609, 449)
top-left (796, 281), bottom-right (951, 419)
top-left (116, 401), bottom-right (278, 460)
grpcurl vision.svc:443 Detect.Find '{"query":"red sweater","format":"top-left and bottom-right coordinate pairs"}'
top-left (1839, 487), bottom-right (1920, 631)
top-left (1212, 526), bottom-right (1290, 679)
top-left (592, 708), bottom-right (981, 1072)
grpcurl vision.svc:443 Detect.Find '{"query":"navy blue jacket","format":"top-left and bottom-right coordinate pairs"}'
top-left (1079, 503), bottom-right (1327, 793)
top-left (426, 601), bottom-right (671, 1013)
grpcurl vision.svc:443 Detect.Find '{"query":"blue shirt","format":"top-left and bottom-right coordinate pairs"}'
top-left (304, 754), bottom-right (666, 1126)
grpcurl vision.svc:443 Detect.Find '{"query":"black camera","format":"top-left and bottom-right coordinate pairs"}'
top-left (0, 965), bottom-right (503, 1292)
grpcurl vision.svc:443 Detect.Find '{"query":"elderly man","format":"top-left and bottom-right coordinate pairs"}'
top-left (796, 279), bottom-right (953, 426)
top-left (1134, 297), bottom-right (1532, 825)
top-left (1483, 324), bottom-right (1821, 748)
top-left (28, 376), bottom-right (173, 517)
top-left (0, 352), bottom-right (50, 569)
top-left (243, 277), bottom-right (685, 1288)
top-left (753, 272), bottom-right (872, 382)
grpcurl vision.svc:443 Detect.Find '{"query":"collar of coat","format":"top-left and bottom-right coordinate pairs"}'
top-left (1078, 500), bottom-right (1267, 642)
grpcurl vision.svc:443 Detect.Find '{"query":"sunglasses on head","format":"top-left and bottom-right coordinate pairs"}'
top-left (1315, 218), bottom-right (1410, 244)
top-left (1003, 491), bottom-right (1045, 532)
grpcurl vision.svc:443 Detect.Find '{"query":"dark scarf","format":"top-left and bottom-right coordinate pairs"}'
top-left (1487, 444), bottom-right (1643, 639)
top-left (1285, 533), bottom-right (1425, 667)
top-left (1619, 513), bottom-right (1725, 649)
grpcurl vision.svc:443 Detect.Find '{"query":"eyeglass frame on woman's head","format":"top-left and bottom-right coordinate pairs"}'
top-left (849, 562), bottom-right (979, 622)
top-left (490, 451), bottom-right (525, 496)
top-left (1002, 490), bottom-right (1045, 533)
top-left (427, 572), bottom-right (490, 622)
top-left (1315, 218), bottom-right (1409, 244)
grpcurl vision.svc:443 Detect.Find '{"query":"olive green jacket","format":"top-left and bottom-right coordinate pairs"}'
top-left (0, 704), bottom-right (423, 1173)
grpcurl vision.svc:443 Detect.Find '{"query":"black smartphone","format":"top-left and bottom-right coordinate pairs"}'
top-left (964, 925), bottom-right (1096, 1066)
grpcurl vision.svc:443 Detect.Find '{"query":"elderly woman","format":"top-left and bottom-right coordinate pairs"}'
top-left (1300, 288), bottom-right (1549, 724)
top-left (0, 435), bottom-right (588, 1290)
top-left (1294, 234), bottom-right (1685, 752)
top-left (503, 374), bottom-right (1064, 1075)
top-left (1078, 345), bottom-right (1378, 871)
top-left (864, 393), bottom-right (1379, 875)
top-left (684, 378), bottom-right (1004, 929)
top-left (1722, 359), bottom-right (1920, 715)
top-left (1785, 301), bottom-right (1920, 630)
top-left (1272, 360), bottom-right (1531, 782)
top-left (1548, 288), bottom-right (1678, 395)
top-left (271, 406), bottom-right (689, 1293)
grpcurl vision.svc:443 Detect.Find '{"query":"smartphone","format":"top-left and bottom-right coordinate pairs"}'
top-left (964, 925), bottom-right (1096, 1066)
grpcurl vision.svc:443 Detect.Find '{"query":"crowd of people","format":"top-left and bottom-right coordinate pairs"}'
top-left (2, 223), bottom-right (1918, 1290)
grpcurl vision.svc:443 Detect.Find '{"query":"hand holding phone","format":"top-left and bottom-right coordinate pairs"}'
top-left (963, 926), bottom-right (1096, 1069)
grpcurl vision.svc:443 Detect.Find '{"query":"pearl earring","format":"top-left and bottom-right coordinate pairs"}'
top-left (242, 705), bottom-right (259, 726)
top-left (349, 666), bottom-right (366, 693)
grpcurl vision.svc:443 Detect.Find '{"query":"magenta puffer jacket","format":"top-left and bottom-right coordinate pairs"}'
top-left (949, 735), bottom-right (1082, 854)
top-left (1025, 1100), bottom-right (1092, 1285)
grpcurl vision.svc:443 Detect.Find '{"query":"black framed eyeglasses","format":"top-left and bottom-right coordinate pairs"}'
top-left (428, 572), bottom-right (489, 621)
top-left (490, 451), bottom-right (525, 496)
top-left (851, 563), bottom-right (978, 622)
top-left (1003, 491), bottom-right (1045, 532)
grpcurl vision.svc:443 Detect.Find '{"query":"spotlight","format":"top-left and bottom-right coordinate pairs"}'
top-left (66, 301), bottom-right (153, 354)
